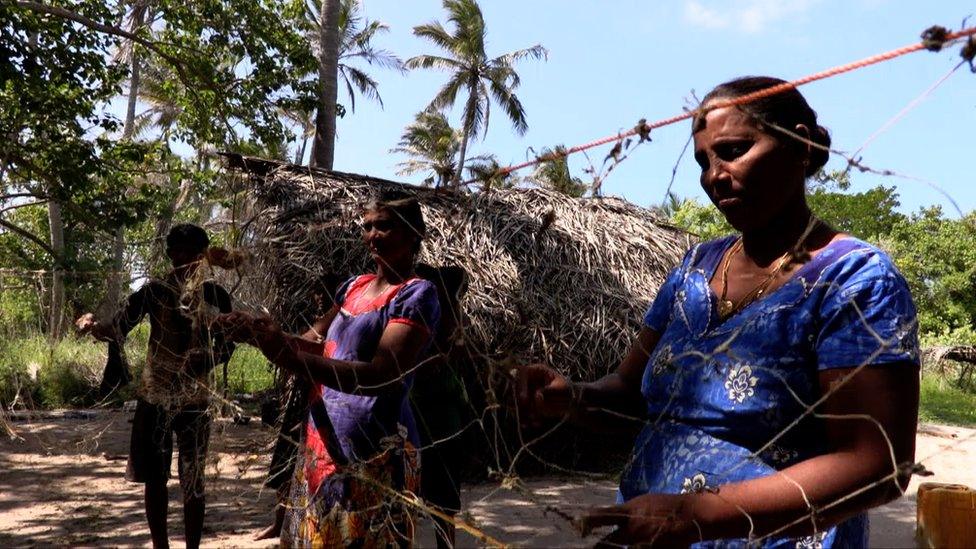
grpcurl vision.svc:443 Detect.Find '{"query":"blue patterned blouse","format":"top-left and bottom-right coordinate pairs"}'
top-left (618, 235), bottom-right (920, 548)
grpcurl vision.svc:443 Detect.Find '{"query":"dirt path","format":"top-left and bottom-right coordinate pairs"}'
top-left (1, 412), bottom-right (973, 547)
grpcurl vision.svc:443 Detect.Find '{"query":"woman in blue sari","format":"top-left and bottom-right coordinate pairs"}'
top-left (518, 76), bottom-right (920, 548)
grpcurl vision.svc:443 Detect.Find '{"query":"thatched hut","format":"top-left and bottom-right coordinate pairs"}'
top-left (222, 154), bottom-right (693, 471)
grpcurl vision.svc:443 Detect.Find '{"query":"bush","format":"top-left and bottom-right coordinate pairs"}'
top-left (225, 345), bottom-right (275, 396)
top-left (0, 334), bottom-right (104, 408)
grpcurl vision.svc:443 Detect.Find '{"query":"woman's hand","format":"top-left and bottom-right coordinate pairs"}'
top-left (213, 311), bottom-right (258, 343)
top-left (214, 312), bottom-right (287, 359)
top-left (579, 493), bottom-right (700, 547)
top-left (515, 363), bottom-right (576, 425)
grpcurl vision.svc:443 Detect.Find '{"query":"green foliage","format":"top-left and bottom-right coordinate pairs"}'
top-left (808, 171), bottom-right (905, 239)
top-left (665, 176), bottom-right (976, 346)
top-left (919, 375), bottom-right (976, 427)
top-left (882, 209), bottom-right (976, 338)
top-left (0, 323), bottom-right (274, 408)
top-left (0, 286), bottom-right (43, 335)
top-left (0, 334), bottom-right (103, 407)
top-left (465, 155), bottom-right (520, 190)
top-left (147, 0), bottom-right (318, 150)
top-left (667, 197), bottom-right (732, 240)
top-left (1, 0), bottom-right (157, 227)
top-left (226, 345), bottom-right (275, 395)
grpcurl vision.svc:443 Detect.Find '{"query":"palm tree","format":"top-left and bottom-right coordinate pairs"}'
top-left (530, 145), bottom-right (587, 198)
top-left (310, 0), bottom-right (340, 169)
top-left (128, 60), bottom-right (183, 141)
top-left (333, 0), bottom-right (404, 112)
top-left (390, 109), bottom-right (460, 187)
top-left (466, 155), bottom-right (520, 190)
top-left (306, 0), bottom-right (404, 167)
top-left (406, 0), bottom-right (546, 188)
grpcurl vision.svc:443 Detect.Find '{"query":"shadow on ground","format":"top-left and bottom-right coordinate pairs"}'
top-left (3, 416), bottom-right (973, 548)
top-left (0, 412), bottom-right (278, 547)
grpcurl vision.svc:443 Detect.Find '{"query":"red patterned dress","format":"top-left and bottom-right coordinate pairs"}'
top-left (281, 274), bottom-right (440, 548)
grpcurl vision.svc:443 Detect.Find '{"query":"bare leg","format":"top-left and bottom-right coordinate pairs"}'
top-left (183, 491), bottom-right (205, 549)
top-left (145, 480), bottom-right (170, 549)
top-left (254, 502), bottom-right (286, 541)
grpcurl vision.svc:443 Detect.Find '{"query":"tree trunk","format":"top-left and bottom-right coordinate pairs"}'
top-left (295, 123), bottom-right (310, 165)
top-left (310, 0), bottom-right (340, 170)
top-left (107, 1), bottom-right (146, 308)
top-left (451, 84), bottom-right (479, 188)
top-left (47, 201), bottom-right (66, 340)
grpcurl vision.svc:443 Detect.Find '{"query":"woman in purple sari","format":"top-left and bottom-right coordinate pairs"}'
top-left (219, 195), bottom-right (440, 547)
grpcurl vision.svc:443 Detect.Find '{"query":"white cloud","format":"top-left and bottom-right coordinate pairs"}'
top-left (683, 0), bottom-right (818, 34)
top-left (684, 0), bottom-right (729, 30)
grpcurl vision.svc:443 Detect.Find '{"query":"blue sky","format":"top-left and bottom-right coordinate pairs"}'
top-left (323, 1), bottom-right (975, 215)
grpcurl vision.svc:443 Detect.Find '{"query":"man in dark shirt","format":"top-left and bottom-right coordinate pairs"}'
top-left (80, 224), bottom-right (233, 549)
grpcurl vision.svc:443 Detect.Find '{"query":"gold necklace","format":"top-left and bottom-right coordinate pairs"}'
top-left (716, 216), bottom-right (823, 319)
top-left (717, 241), bottom-right (792, 319)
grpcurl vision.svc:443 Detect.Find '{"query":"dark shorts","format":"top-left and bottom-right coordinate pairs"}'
top-left (126, 399), bottom-right (211, 499)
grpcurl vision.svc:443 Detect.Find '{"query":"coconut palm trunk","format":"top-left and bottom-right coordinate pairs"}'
top-left (452, 83), bottom-right (479, 187)
top-left (310, 0), bottom-right (341, 169)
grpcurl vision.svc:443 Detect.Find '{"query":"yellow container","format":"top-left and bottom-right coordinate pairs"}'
top-left (916, 482), bottom-right (976, 548)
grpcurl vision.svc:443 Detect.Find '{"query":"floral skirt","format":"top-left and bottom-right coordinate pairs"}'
top-left (281, 434), bottom-right (420, 548)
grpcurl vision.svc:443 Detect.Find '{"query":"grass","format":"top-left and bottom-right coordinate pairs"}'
top-left (0, 333), bottom-right (105, 407)
top-left (918, 374), bottom-right (976, 427)
top-left (224, 344), bottom-right (275, 395)
top-left (0, 324), bottom-right (275, 409)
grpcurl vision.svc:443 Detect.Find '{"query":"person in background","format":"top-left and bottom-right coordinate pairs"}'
top-left (413, 263), bottom-right (470, 549)
top-left (78, 223), bottom-right (235, 549)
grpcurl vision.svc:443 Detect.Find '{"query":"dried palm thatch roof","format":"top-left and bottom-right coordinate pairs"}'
top-left (224, 154), bottom-right (693, 382)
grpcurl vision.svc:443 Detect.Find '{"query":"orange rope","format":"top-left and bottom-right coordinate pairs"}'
top-left (467, 26), bottom-right (976, 184)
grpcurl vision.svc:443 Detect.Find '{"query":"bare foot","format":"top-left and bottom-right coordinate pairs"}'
top-left (253, 522), bottom-right (280, 541)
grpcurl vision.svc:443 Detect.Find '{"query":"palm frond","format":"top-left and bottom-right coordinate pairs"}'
top-left (393, 158), bottom-right (435, 177)
top-left (462, 82), bottom-right (486, 139)
top-left (477, 80), bottom-right (490, 140)
top-left (352, 19), bottom-right (390, 48)
top-left (486, 63), bottom-right (519, 90)
top-left (405, 54), bottom-right (464, 72)
top-left (337, 0), bottom-right (360, 43)
top-left (304, 0), bottom-right (319, 24)
top-left (340, 68), bottom-right (357, 113)
top-left (391, 108), bottom-right (459, 184)
top-left (341, 46), bottom-right (404, 72)
top-left (492, 44), bottom-right (548, 67)
top-left (130, 111), bottom-right (157, 140)
top-left (444, 0), bottom-right (485, 61)
top-left (411, 22), bottom-right (458, 55)
top-left (427, 72), bottom-right (467, 112)
top-left (488, 79), bottom-right (528, 135)
top-left (340, 65), bottom-right (382, 110)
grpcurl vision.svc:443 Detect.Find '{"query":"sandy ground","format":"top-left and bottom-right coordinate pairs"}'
top-left (1, 412), bottom-right (973, 548)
